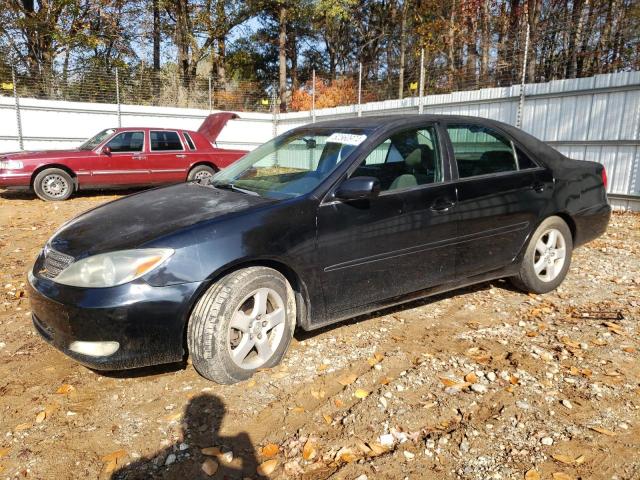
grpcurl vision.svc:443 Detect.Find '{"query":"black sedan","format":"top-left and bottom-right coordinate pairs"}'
top-left (28, 115), bottom-right (610, 384)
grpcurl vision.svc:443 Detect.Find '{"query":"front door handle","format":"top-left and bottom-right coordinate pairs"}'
top-left (176, 154), bottom-right (187, 158)
top-left (132, 154), bottom-right (147, 160)
top-left (532, 182), bottom-right (545, 192)
top-left (430, 199), bottom-right (456, 213)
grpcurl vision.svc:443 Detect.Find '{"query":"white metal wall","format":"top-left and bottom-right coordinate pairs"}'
top-left (1, 71), bottom-right (638, 207)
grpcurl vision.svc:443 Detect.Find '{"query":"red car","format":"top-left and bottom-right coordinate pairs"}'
top-left (0, 112), bottom-right (247, 201)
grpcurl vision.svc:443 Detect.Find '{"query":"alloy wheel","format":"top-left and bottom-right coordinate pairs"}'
top-left (227, 287), bottom-right (286, 369)
top-left (533, 228), bottom-right (567, 282)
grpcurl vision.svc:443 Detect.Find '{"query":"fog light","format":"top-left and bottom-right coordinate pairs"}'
top-left (69, 341), bottom-right (119, 357)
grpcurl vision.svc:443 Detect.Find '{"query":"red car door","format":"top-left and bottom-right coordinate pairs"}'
top-left (146, 130), bottom-right (189, 184)
top-left (92, 130), bottom-right (148, 185)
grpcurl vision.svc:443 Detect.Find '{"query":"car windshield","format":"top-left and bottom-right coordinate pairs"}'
top-left (78, 128), bottom-right (117, 151)
top-left (210, 128), bottom-right (369, 199)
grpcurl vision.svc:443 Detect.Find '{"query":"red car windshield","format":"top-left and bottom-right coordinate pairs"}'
top-left (78, 128), bottom-right (116, 151)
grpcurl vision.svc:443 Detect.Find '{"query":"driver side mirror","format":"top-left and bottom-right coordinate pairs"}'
top-left (334, 176), bottom-right (380, 201)
top-left (101, 146), bottom-right (111, 155)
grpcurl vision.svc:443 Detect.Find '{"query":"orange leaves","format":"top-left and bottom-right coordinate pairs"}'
top-left (260, 443), bottom-right (279, 458)
top-left (101, 449), bottom-right (127, 474)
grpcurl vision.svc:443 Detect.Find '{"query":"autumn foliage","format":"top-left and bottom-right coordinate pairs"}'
top-left (291, 77), bottom-right (375, 112)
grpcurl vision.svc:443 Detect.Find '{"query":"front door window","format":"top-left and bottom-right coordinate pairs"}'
top-left (104, 131), bottom-right (144, 153)
top-left (351, 126), bottom-right (443, 192)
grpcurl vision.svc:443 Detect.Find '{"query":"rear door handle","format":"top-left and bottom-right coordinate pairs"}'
top-left (532, 182), bottom-right (545, 192)
top-left (430, 199), bottom-right (456, 213)
top-left (133, 155), bottom-right (146, 160)
top-left (176, 154), bottom-right (187, 158)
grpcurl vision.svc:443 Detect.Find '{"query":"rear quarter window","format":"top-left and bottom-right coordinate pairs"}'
top-left (183, 132), bottom-right (196, 150)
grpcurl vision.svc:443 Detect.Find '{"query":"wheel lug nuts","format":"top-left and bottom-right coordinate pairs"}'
top-left (262, 321), bottom-right (267, 327)
top-left (257, 333), bottom-right (262, 339)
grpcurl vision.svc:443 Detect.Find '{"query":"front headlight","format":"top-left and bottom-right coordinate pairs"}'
top-left (0, 160), bottom-right (24, 169)
top-left (54, 248), bottom-right (173, 288)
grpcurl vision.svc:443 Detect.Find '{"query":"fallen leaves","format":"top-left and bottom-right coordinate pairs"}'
top-left (201, 458), bottom-right (218, 476)
top-left (354, 388), bottom-right (369, 399)
top-left (302, 440), bottom-right (317, 461)
top-left (367, 352), bottom-right (384, 367)
top-left (552, 473), bottom-right (573, 480)
top-left (604, 322), bottom-right (625, 335)
top-left (101, 449), bottom-right (127, 474)
top-left (525, 469), bottom-right (541, 480)
top-left (590, 426), bottom-right (617, 436)
top-left (256, 458), bottom-right (278, 476)
top-left (464, 372), bottom-right (478, 384)
top-left (201, 446), bottom-right (222, 456)
top-left (337, 372), bottom-right (358, 386)
top-left (55, 384), bottom-right (74, 394)
top-left (260, 443), bottom-right (279, 458)
top-left (335, 447), bottom-right (357, 463)
top-left (35, 411), bottom-right (46, 423)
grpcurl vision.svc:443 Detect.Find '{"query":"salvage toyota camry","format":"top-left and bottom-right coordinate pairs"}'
top-left (28, 115), bottom-right (610, 384)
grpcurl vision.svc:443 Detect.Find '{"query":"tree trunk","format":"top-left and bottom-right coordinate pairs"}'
top-left (526, 0), bottom-right (541, 82)
top-left (398, 0), bottom-right (409, 99)
top-left (480, 0), bottom-right (490, 84)
top-left (278, 3), bottom-right (287, 112)
top-left (447, 1), bottom-right (457, 89)
top-left (152, 0), bottom-right (161, 99)
top-left (174, 0), bottom-right (191, 89)
top-left (567, 0), bottom-right (586, 78)
top-left (153, 0), bottom-right (161, 71)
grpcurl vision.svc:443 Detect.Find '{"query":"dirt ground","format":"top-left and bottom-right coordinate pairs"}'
top-left (0, 189), bottom-right (638, 480)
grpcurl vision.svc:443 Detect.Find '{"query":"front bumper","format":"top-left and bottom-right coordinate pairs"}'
top-left (0, 171), bottom-right (31, 187)
top-left (28, 271), bottom-right (203, 370)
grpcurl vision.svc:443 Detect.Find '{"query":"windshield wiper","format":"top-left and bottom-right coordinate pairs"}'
top-left (213, 182), bottom-right (260, 197)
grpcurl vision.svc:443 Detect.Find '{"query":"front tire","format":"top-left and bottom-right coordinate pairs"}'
top-left (33, 168), bottom-right (74, 201)
top-left (187, 267), bottom-right (296, 384)
top-left (511, 216), bottom-right (573, 294)
top-left (187, 164), bottom-right (215, 184)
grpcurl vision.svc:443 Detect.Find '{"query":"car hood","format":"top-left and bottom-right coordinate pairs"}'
top-left (48, 183), bottom-right (272, 258)
top-left (2, 149), bottom-right (90, 161)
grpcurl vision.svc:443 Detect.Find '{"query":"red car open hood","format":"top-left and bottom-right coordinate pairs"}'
top-left (197, 112), bottom-right (239, 145)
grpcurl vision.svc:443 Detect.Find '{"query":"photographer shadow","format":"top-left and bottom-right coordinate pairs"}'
top-left (112, 393), bottom-right (260, 479)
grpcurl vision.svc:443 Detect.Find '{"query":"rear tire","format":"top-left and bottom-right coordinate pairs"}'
top-left (187, 267), bottom-right (296, 384)
top-left (33, 168), bottom-right (74, 201)
top-left (511, 216), bottom-right (573, 294)
top-left (187, 164), bottom-right (215, 184)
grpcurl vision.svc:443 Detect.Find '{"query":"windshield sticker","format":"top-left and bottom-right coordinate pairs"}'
top-left (326, 133), bottom-right (367, 146)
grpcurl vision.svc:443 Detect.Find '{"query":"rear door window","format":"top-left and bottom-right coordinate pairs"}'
top-left (105, 131), bottom-right (144, 153)
top-left (150, 131), bottom-right (184, 151)
top-left (447, 125), bottom-right (518, 178)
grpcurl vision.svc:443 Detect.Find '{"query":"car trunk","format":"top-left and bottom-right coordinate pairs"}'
top-left (197, 112), bottom-right (239, 145)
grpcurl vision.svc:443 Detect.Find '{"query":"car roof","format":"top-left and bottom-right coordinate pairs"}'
top-left (309, 114), bottom-right (510, 131)
top-left (112, 127), bottom-right (198, 134)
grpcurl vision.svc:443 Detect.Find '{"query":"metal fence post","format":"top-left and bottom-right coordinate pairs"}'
top-left (271, 84), bottom-right (278, 137)
top-left (208, 77), bottom-right (213, 112)
top-left (115, 68), bottom-right (122, 127)
top-left (311, 69), bottom-right (316, 123)
top-left (11, 68), bottom-right (24, 151)
top-left (357, 62), bottom-right (362, 117)
top-left (418, 49), bottom-right (425, 115)
top-left (516, 21), bottom-right (530, 129)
